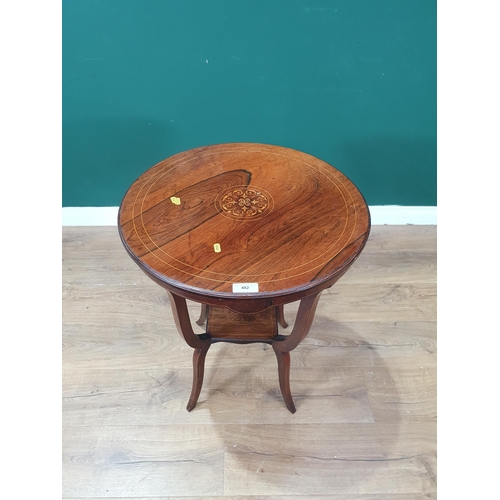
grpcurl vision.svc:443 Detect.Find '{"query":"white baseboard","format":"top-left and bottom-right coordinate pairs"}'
top-left (62, 207), bottom-right (120, 226)
top-left (62, 205), bottom-right (437, 226)
top-left (369, 206), bottom-right (436, 225)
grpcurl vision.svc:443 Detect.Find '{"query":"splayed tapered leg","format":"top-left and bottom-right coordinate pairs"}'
top-left (271, 292), bottom-right (323, 412)
top-left (276, 304), bottom-right (288, 328)
top-left (186, 343), bottom-right (210, 411)
top-left (273, 345), bottom-right (296, 413)
top-left (196, 304), bottom-right (208, 326)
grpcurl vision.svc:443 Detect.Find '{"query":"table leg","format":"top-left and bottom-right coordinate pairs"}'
top-left (187, 343), bottom-right (210, 411)
top-left (196, 304), bottom-right (208, 326)
top-left (167, 290), bottom-right (322, 413)
top-left (272, 292), bottom-right (322, 413)
top-left (276, 304), bottom-right (288, 328)
top-left (273, 347), bottom-right (295, 412)
top-left (166, 291), bottom-right (211, 411)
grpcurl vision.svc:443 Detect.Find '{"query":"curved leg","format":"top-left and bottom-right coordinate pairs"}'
top-left (187, 343), bottom-right (210, 411)
top-left (166, 291), bottom-right (208, 349)
top-left (272, 346), bottom-right (295, 413)
top-left (196, 304), bottom-right (208, 326)
top-left (272, 292), bottom-right (322, 413)
top-left (166, 291), bottom-right (211, 411)
top-left (276, 304), bottom-right (288, 328)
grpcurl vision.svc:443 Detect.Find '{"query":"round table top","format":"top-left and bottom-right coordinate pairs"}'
top-left (118, 143), bottom-right (370, 302)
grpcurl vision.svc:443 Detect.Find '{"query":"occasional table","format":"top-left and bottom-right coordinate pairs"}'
top-left (118, 143), bottom-right (370, 413)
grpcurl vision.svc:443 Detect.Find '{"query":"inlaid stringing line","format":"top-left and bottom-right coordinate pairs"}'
top-left (128, 148), bottom-right (362, 284)
top-left (134, 151), bottom-right (357, 282)
top-left (140, 151), bottom-right (353, 276)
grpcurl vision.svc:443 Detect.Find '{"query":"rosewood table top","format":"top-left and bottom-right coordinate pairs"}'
top-left (119, 143), bottom-right (370, 307)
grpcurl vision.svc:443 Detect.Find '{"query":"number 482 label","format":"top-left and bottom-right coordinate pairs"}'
top-left (232, 283), bottom-right (259, 293)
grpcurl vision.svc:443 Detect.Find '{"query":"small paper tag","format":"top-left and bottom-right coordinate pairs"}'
top-left (232, 283), bottom-right (259, 293)
top-left (170, 196), bottom-right (181, 205)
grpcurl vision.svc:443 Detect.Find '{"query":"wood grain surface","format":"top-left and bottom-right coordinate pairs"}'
top-left (207, 305), bottom-right (278, 341)
top-left (62, 225), bottom-right (436, 499)
top-left (118, 143), bottom-right (370, 301)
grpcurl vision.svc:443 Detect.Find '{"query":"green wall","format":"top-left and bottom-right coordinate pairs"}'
top-left (63, 0), bottom-right (436, 207)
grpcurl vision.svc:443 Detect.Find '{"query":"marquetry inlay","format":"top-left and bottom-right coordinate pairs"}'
top-left (225, 308), bottom-right (260, 324)
top-left (215, 186), bottom-right (273, 220)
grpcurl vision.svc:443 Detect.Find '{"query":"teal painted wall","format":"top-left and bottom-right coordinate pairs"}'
top-left (63, 0), bottom-right (436, 207)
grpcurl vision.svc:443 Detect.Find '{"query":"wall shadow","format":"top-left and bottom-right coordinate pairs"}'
top-left (191, 303), bottom-right (403, 494)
